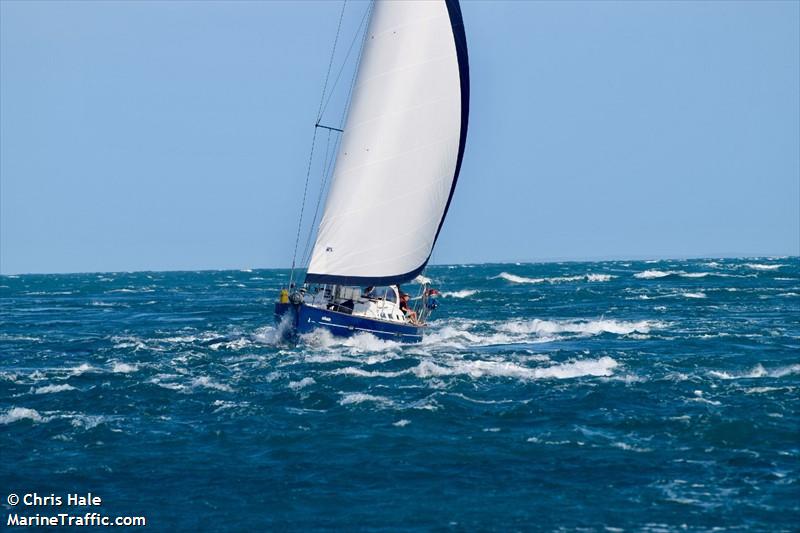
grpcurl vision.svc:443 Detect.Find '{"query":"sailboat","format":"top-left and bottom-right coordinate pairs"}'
top-left (275, 0), bottom-right (469, 342)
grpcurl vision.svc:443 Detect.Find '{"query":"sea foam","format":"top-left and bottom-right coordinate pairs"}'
top-left (709, 364), bottom-right (800, 380)
top-left (441, 289), bottom-right (477, 298)
top-left (498, 318), bottom-right (661, 337)
top-left (496, 272), bottom-right (615, 284)
top-left (33, 384), bottom-right (76, 395)
top-left (410, 356), bottom-right (618, 381)
top-left (339, 393), bottom-right (393, 406)
top-left (1, 407), bottom-right (46, 424)
top-left (745, 263), bottom-right (782, 271)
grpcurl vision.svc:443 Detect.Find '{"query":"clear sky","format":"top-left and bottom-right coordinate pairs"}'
top-left (1, 0), bottom-right (798, 274)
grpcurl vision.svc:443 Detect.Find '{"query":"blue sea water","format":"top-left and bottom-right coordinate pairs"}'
top-left (1, 257), bottom-right (798, 531)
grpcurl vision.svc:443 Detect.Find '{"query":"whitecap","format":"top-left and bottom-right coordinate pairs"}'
top-left (411, 356), bottom-right (618, 381)
top-left (0, 407), bottom-right (46, 424)
top-left (69, 363), bottom-right (97, 376)
top-left (253, 315), bottom-right (294, 345)
top-left (0, 371), bottom-right (19, 383)
top-left (634, 270), bottom-right (676, 279)
top-left (111, 362), bottom-right (138, 374)
top-left (152, 380), bottom-right (185, 391)
top-left (772, 364), bottom-right (800, 377)
top-left (497, 318), bottom-right (661, 337)
top-left (708, 363), bottom-right (799, 380)
top-left (441, 289), bottom-right (477, 298)
top-left (330, 367), bottom-right (405, 378)
top-left (25, 290), bottom-right (73, 295)
top-left (744, 386), bottom-right (791, 394)
top-left (745, 263), bottom-right (782, 270)
top-left (160, 334), bottom-right (205, 343)
top-left (190, 376), bottom-right (233, 392)
top-left (339, 393), bottom-right (393, 406)
top-left (0, 334), bottom-right (40, 342)
top-left (69, 415), bottom-right (107, 430)
top-left (420, 325), bottom-right (516, 348)
top-left (288, 377), bottom-right (316, 390)
top-left (495, 272), bottom-right (544, 284)
top-left (495, 272), bottom-right (614, 284)
top-left (209, 338), bottom-right (252, 351)
top-left (301, 329), bottom-right (400, 354)
top-left (610, 441), bottom-right (652, 453)
top-left (586, 273), bottom-right (615, 282)
top-left (340, 332), bottom-right (401, 353)
top-left (33, 384), bottom-right (76, 395)
top-left (708, 367), bottom-right (763, 380)
top-left (393, 419), bottom-right (411, 427)
top-left (534, 356), bottom-right (619, 379)
top-left (111, 335), bottom-right (150, 351)
top-left (681, 292), bottom-right (707, 299)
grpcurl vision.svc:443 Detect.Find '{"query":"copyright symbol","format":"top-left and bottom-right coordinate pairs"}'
top-left (7, 493), bottom-right (19, 506)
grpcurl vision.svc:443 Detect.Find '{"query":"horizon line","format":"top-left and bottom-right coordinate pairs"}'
top-left (1, 252), bottom-right (797, 277)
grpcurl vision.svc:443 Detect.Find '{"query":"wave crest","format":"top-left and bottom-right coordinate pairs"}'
top-left (411, 356), bottom-right (618, 381)
top-left (441, 289), bottom-right (477, 298)
top-left (495, 272), bottom-right (615, 284)
top-left (1, 407), bottom-right (46, 424)
top-left (498, 318), bottom-right (660, 337)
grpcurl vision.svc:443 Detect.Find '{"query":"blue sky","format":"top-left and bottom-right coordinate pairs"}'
top-left (1, 0), bottom-right (798, 274)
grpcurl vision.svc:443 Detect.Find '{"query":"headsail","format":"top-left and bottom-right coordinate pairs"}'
top-left (305, 0), bottom-right (469, 286)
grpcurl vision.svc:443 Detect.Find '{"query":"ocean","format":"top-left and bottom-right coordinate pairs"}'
top-left (1, 257), bottom-right (798, 531)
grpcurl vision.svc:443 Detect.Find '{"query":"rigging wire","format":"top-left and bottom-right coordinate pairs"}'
top-left (315, 0), bottom-right (348, 122)
top-left (337, 1), bottom-right (373, 129)
top-left (299, 129), bottom-right (333, 266)
top-left (288, 127), bottom-right (318, 289)
top-left (318, 3), bottom-right (373, 123)
top-left (300, 130), bottom-right (341, 267)
top-left (288, 0), bottom-right (348, 289)
top-left (298, 1), bottom-right (375, 272)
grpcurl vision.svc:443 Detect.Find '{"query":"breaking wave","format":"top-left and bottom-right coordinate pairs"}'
top-left (288, 377), bottom-right (316, 390)
top-left (441, 289), bottom-right (477, 298)
top-left (681, 292), bottom-right (707, 299)
top-left (745, 263), bottom-right (782, 271)
top-left (112, 362), bottom-right (138, 373)
top-left (633, 270), bottom-right (744, 280)
top-left (1, 407), bottom-right (46, 424)
top-left (301, 329), bottom-right (400, 353)
top-left (411, 356), bottom-right (619, 380)
top-left (709, 364), bottom-right (800, 380)
top-left (33, 384), bottom-right (76, 395)
top-left (634, 270), bottom-right (675, 279)
top-left (339, 393), bottom-right (393, 406)
top-left (497, 318), bottom-right (661, 337)
top-left (191, 376), bottom-right (233, 392)
top-left (496, 272), bottom-right (615, 284)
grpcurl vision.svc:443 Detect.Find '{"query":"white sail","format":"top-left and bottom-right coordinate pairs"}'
top-left (305, 0), bottom-right (469, 285)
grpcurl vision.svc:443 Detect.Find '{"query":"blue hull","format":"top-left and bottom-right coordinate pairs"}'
top-left (275, 302), bottom-right (424, 342)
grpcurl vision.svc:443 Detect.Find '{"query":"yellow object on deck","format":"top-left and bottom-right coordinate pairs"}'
top-left (279, 289), bottom-right (289, 304)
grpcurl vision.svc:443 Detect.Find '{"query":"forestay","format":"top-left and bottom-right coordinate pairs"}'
top-left (305, 0), bottom-right (469, 286)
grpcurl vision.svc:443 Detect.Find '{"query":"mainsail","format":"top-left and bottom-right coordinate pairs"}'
top-left (305, 0), bottom-right (469, 286)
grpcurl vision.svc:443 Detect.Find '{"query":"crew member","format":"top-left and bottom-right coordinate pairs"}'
top-left (399, 292), bottom-right (419, 324)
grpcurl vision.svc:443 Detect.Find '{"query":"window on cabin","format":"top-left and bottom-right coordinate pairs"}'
top-left (369, 286), bottom-right (397, 304)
